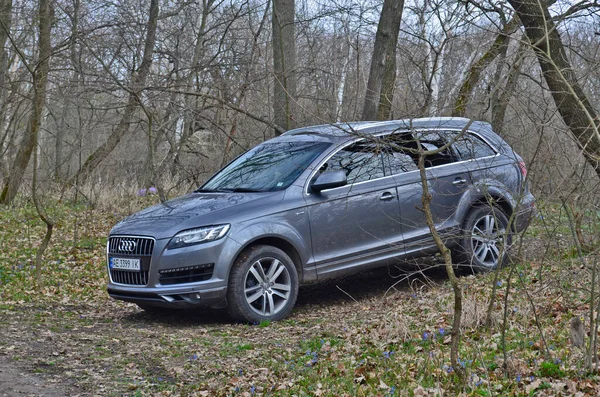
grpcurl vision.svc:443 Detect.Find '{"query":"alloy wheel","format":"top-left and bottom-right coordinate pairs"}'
top-left (470, 214), bottom-right (506, 268)
top-left (243, 257), bottom-right (292, 317)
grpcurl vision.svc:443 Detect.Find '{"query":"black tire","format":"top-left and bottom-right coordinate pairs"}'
top-left (227, 245), bottom-right (299, 323)
top-left (452, 205), bottom-right (512, 273)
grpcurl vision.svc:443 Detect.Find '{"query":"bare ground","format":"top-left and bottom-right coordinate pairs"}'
top-left (0, 264), bottom-right (449, 396)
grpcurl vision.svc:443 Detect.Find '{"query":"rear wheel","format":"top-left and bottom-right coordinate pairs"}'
top-left (453, 205), bottom-right (512, 273)
top-left (227, 245), bottom-right (298, 323)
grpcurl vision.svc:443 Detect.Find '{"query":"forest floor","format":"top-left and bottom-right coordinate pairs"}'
top-left (0, 197), bottom-right (599, 396)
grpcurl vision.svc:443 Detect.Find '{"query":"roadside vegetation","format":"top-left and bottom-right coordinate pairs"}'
top-left (1, 197), bottom-right (599, 396)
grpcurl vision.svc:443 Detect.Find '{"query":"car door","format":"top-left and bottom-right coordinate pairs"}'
top-left (305, 142), bottom-right (403, 277)
top-left (386, 130), bottom-right (471, 254)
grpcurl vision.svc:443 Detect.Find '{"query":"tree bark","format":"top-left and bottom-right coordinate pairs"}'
top-left (361, 0), bottom-right (404, 121)
top-left (0, 0), bottom-right (52, 205)
top-left (71, 0), bottom-right (159, 185)
top-left (0, 0), bottom-right (12, 103)
top-left (452, 16), bottom-right (520, 117)
top-left (272, 0), bottom-right (297, 133)
top-left (491, 38), bottom-right (527, 134)
top-left (508, 0), bottom-right (600, 176)
top-left (55, 0), bottom-right (81, 181)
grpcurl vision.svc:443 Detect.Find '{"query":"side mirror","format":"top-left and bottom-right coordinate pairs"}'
top-left (311, 170), bottom-right (347, 192)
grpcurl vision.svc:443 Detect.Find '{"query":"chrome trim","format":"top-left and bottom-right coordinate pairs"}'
top-left (107, 235), bottom-right (156, 286)
top-left (118, 239), bottom-right (137, 252)
top-left (304, 128), bottom-right (500, 195)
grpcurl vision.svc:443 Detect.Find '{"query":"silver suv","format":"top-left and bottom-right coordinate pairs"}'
top-left (107, 118), bottom-right (534, 322)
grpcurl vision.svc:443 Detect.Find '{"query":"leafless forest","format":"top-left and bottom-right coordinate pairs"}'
top-left (0, 0), bottom-right (598, 204)
top-left (2, 1), bottom-right (600, 394)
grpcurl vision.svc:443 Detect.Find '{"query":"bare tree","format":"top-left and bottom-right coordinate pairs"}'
top-left (0, 0), bottom-right (52, 205)
top-left (361, 0), bottom-right (404, 121)
top-left (508, 0), bottom-right (600, 177)
top-left (0, 0), bottom-right (12, 103)
top-left (272, 0), bottom-right (297, 133)
top-left (452, 16), bottom-right (519, 117)
top-left (70, 0), bottom-right (159, 185)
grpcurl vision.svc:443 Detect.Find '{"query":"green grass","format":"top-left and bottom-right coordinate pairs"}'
top-left (0, 199), bottom-right (599, 395)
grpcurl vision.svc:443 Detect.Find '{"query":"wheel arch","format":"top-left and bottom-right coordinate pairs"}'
top-left (470, 195), bottom-right (513, 220)
top-left (457, 184), bottom-right (517, 230)
top-left (233, 236), bottom-right (305, 282)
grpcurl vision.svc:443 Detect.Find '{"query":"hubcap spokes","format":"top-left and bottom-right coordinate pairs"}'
top-left (471, 214), bottom-right (506, 267)
top-left (244, 257), bottom-right (291, 316)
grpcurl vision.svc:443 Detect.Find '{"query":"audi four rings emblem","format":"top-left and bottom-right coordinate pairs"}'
top-left (118, 240), bottom-right (137, 252)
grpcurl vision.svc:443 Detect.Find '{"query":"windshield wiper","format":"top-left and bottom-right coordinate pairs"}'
top-left (195, 187), bottom-right (264, 193)
top-left (221, 187), bottom-right (264, 193)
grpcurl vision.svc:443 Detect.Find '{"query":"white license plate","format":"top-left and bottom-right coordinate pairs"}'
top-left (109, 257), bottom-right (141, 271)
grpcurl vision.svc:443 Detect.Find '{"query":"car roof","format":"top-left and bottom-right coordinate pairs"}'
top-left (283, 117), bottom-right (494, 139)
top-left (279, 117), bottom-right (507, 151)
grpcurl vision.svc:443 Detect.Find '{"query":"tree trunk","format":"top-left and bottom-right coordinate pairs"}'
top-left (0, 0), bottom-right (12, 103)
top-left (272, 0), bottom-right (297, 133)
top-left (452, 16), bottom-right (520, 117)
top-left (55, 0), bottom-right (81, 181)
top-left (491, 38), bottom-right (527, 134)
top-left (508, 0), bottom-right (600, 176)
top-left (0, 0), bottom-right (52, 205)
top-left (159, 0), bottom-right (213, 178)
top-left (361, 0), bottom-right (404, 121)
top-left (71, 0), bottom-right (159, 185)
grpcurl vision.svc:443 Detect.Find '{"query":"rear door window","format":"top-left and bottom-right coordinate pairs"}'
top-left (321, 143), bottom-right (386, 184)
top-left (383, 131), bottom-right (456, 173)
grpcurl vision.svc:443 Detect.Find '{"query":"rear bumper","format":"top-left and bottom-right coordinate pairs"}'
top-left (514, 193), bottom-right (536, 232)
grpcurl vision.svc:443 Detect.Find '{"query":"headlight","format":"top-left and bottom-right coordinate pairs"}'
top-left (167, 224), bottom-right (230, 249)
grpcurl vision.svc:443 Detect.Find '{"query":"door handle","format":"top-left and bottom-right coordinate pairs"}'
top-left (452, 178), bottom-right (467, 186)
top-left (379, 192), bottom-right (396, 201)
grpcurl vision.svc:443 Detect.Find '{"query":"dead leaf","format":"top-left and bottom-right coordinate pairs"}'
top-left (526, 380), bottom-right (542, 394)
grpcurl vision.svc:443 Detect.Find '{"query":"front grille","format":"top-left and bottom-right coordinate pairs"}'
top-left (108, 236), bottom-right (154, 286)
top-left (159, 264), bottom-right (214, 285)
top-left (108, 236), bottom-right (154, 256)
top-left (110, 269), bottom-right (149, 285)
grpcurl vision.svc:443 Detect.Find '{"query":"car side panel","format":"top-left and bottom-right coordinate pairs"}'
top-left (394, 162), bottom-right (471, 252)
top-left (305, 176), bottom-right (403, 277)
top-left (230, 204), bottom-right (315, 281)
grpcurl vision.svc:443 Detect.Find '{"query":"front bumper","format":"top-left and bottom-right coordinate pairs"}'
top-left (107, 284), bottom-right (227, 308)
top-left (106, 234), bottom-right (241, 308)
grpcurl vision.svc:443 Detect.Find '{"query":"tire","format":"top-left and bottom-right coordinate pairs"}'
top-left (453, 205), bottom-right (512, 273)
top-left (227, 245), bottom-right (299, 323)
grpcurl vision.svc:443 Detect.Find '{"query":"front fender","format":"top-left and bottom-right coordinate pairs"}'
top-left (227, 220), bottom-right (311, 277)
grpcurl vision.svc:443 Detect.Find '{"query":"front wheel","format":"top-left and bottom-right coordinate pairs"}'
top-left (227, 245), bottom-right (299, 323)
top-left (453, 205), bottom-right (512, 272)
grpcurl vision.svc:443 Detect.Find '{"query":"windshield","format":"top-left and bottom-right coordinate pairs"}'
top-left (201, 141), bottom-right (331, 192)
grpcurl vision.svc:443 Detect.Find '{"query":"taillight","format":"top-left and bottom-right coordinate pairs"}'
top-left (518, 161), bottom-right (527, 178)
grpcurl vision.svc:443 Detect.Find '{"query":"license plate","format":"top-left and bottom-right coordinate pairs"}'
top-left (109, 257), bottom-right (141, 271)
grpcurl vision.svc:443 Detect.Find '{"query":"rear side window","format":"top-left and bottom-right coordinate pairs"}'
top-left (450, 133), bottom-right (496, 160)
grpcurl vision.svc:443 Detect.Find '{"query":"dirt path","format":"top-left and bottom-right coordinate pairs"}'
top-left (0, 357), bottom-right (78, 397)
top-left (0, 265), bottom-right (448, 396)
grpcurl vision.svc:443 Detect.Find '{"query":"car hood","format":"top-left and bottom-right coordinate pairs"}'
top-left (110, 191), bottom-right (284, 239)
